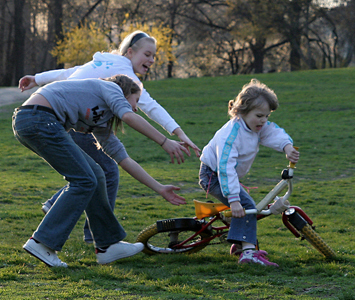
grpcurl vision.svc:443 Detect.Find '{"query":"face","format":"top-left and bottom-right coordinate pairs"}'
top-left (126, 40), bottom-right (156, 75)
top-left (126, 92), bottom-right (140, 112)
top-left (241, 100), bottom-right (271, 133)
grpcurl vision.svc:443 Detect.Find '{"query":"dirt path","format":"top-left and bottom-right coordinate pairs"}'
top-left (0, 87), bottom-right (39, 107)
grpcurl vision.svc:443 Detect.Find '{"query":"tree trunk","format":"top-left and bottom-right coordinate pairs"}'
top-left (250, 38), bottom-right (266, 74)
top-left (289, 36), bottom-right (301, 71)
top-left (51, 0), bottom-right (64, 69)
top-left (13, 0), bottom-right (26, 84)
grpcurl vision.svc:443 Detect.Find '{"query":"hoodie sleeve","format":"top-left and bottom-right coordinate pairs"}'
top-left (34, 66), bottom-right (81, 86)
top-left (137, 88), bottom-right (180, 135)
top-left (260, 121), bottom-right (293, 151)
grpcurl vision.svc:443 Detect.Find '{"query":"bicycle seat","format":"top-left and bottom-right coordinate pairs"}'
top-left (193, 200), bottom-right (230, 219)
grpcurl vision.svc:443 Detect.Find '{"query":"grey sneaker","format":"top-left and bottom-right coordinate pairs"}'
top-left (23, 238), bottom-right (68, 267)
top-left (41, 202), bottom-right (52, 214)
top-left (96, 241), bottom-right (144, 265)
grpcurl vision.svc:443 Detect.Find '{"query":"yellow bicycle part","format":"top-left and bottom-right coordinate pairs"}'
top-left (193, 199), bottom-right (229, 219)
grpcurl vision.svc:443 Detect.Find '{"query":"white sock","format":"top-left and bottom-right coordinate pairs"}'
top-left (242, 242), bottom-right (256, 251)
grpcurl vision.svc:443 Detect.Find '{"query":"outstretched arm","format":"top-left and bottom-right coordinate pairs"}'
top-left (18, 66), bottom-right (81, 91)
top-left (18, 76), bottom-right (38, 91)
top-left (173, 127), bottom-right (201, 158)
top-left (119, 157), bottom-right (186, 205)
top-left (121, 112), bottom-right (190, 164)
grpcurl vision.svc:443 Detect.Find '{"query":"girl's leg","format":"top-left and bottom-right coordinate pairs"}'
top-left (70, 131), bottom-right (119, 243)
top-left (13, 109), bottom-right (125, 251)
top-left (42, 130), bottom-right (119, 243)
top-left (198, 162), bottom-right (257, 245)
top-left (227, 188), bottom-right (257, 246)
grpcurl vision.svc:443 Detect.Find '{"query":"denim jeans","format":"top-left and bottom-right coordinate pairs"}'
top-left (198, 162), bottom-right (257, 245)
top-left (12, 107), bottom-right (126, 251)
top-left (45, 130), bottom-right (119, 243)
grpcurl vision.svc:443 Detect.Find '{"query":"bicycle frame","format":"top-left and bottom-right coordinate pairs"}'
top-left (171, 212), bottom-right (231, 250)
top-left (174, 158), bottom-right (306, 249)
top-left (137, 147), bottom-right (335, 257)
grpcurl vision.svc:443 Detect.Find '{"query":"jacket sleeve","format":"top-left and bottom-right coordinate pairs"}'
top-left (260, 121), bottom-right (293, 152)
top-left (34, 66), bottom-right (81, 86)
top-left (216, 138), bottom-right (241, 203)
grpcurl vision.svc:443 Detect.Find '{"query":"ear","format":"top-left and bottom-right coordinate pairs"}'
top-left (125, 47), bottom-right (134, 59)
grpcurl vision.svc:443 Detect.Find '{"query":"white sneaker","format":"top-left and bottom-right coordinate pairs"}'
top-left (41, 202), bottom-right (52, 214)
top-left (23, 238), bottom-right (68, 268)
top-left (96, 241), bottom-right (144, 265)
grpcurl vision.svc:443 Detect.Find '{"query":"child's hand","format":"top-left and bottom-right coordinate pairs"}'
top-left (160, 185), bottom-right (187, 206)
top-left (284, 144), bottom-right (299, 163)
top-left (230, 201), bottom-right (245, 218)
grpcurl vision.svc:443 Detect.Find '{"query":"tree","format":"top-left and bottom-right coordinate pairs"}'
top-left (51, 23), bottom-right (110, 66)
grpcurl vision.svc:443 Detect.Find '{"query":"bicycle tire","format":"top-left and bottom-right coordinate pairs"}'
top-left (136, 218), bottom-right (213, 255)
top-left (300, 223), bottom-right (336, 258)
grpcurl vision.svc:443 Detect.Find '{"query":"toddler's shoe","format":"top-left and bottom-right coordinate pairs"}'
top-left (230, 243), bottom-right (243, 256)
top-left (238, 249), bottom-right (279, 267)
top-left (23, 237), bottom-right (68, 267)
top-left (96, 241), bottom-right (144, 265)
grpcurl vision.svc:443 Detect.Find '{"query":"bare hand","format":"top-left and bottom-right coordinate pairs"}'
top-left (230, 201), bottom-right (245, 218)
top-left (284, 144), bottom-right (300, 164)
top-left (160, 185), bottom-right (186, 206)
top-left (18, 75), bottom-right (37, 92)
top-left (173, 128), bottom-right (201, 157)
top-left (162, 139), bottom-right (191, 164)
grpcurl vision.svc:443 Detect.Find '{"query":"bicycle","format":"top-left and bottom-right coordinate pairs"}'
top-left (136, 152), bottom-right (336, 258)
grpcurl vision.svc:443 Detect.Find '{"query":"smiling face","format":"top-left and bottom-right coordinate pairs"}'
top-left (126, 92), bottom-right (140, 112)
top-left (126, 39), bottom-right (156, 75)
top-left (241, 98), bottom-right (271, 133)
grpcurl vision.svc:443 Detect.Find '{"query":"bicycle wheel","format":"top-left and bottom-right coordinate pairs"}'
top-left (300, 223), bottom-right (336, 258)
top-left (136, 218), bottom-right (213, 255)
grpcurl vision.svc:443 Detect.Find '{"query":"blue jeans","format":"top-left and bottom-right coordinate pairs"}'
top-left (199, 162), bottom-right (257, 245)
top-left (45, 130), bottom-right (119, 243)
top-left (12, 107), bottom-right (126, 251)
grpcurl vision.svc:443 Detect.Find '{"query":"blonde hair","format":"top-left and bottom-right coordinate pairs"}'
top-left (111, 30), bottom-right (157, 56)
top-left (228, 79), bottom-right (279, 118)
top-left (102, 74), bottom-right (141, 134)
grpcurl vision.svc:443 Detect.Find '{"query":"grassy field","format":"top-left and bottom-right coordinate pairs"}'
top-left (0, 68), bottom-right (355, 299)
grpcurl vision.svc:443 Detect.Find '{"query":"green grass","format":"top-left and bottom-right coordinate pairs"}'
top-left (1, 68), bottom-right (355, 299)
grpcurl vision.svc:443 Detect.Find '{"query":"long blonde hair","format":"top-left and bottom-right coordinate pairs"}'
top-left (228, 79), bottom-right (279, 118)
top-left (102, 74), bottom-right (141, 134)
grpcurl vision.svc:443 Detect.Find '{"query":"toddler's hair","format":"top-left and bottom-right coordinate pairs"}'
top-left (228, 79), bottom-right (278, 118)
top-left (112, 30), bottom-right (157, 55)
top-left (102, 74), bottom-right (141, 135)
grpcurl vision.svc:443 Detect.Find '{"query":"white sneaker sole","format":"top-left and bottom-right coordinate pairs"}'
top-left (23, 239), bottom-right (67, 268)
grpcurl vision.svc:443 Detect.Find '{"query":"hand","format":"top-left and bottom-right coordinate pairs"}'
top-left (284, 144), bottom-right (300, 163)
top-left (230, 201), bottom-right (245, 218)
top-left (161, 139), bottom-right (191, 164)
top-left (18, 75), bottom-right (37, 92)
top-left (159, 185), bottom-right (186, 206)
top-left (173, 128), bottom-right (201, 158)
